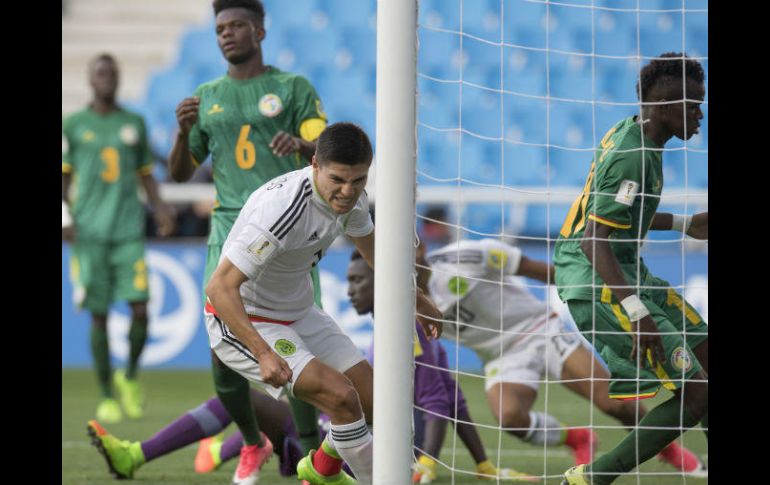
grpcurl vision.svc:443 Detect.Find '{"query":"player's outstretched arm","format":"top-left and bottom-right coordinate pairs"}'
top-left (168, 96), bottom-right (200, 182)
top-left (686, 212), bottom-right (708, 239)
top-left (206, 258), bottom-right (293, 388)
top-left (650, 212), bottom-right (707, 239)
top-left (516, 256), bottom-right (554, 284)
top-left (581, 220), bottom-right (665, 367)
top-left (350, 231), bottom-right (375, 269)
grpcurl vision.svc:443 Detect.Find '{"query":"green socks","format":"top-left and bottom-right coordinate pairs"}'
top-left (212, 361), bottom-right (263, 447)
top-left (127, 315), bottom-right (148, 379)
top-left (289, 396), bottom-right (320, 454)
top-left (90, 324), bottom-right (112, 398)
top-left (588, 396), bottom-right (700, 484)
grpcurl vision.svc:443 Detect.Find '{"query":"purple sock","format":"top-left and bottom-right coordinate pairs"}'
top-left (221, 431), bottom-right (244, 463)
top-left (141, 397), bottom-right (231, 462)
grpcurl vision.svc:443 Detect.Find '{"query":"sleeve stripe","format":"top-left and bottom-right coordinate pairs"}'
top-left (191, 154), bottom-right (201, 167)
top-left (61, 163), bottom-right (73, 174)
top-left (588, 214), bottom-right (631, 229)
top-left (299, 118), bottom-right (327, 142)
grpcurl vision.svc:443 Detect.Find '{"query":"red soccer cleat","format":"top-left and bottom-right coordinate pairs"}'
top-left (658, 441), bottom-right (707, 476)
top-left (565, 428), bottom-right (599, 465)
top-left (232, 433), bottom-right (273, 485)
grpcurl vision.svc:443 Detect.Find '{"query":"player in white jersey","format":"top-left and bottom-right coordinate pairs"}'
top-left (205, 122), bottom-right (443, 485)
top-left (423, 238), bottom-right (705, 472)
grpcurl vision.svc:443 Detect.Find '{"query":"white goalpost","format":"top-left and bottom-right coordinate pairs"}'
top-left (372, 0), bottom-right (418, 484)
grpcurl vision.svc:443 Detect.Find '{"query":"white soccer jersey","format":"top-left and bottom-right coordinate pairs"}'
top-left (426, 239), bottom-right (553, 357)
top-left (220, 166), bottom-right (373, 321)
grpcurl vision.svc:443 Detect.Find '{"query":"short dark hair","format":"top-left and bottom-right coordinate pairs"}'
top-left (212, 0), bottom-right (265, 26)
top-left (636, 52), bottom-right (705, 102)
top-left (316, 122), bottom-right (373, 166)
top-left (350, 249), bottom-right (363, 262)
top-left (89, 53), bottom-right (117, 71)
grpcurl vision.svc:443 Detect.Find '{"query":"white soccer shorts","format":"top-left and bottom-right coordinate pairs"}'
top-left (205, 305), bottom-right (365, 399)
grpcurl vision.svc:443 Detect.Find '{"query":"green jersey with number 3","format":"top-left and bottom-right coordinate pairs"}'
top-left (188, 67), bottom-right (327, 246)
top-left (554, 116), bottom-right (664, 301)
top-left (62, 107), bottom-right (154, 242)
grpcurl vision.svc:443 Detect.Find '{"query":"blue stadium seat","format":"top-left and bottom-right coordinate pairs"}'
top-left (502, 143), bottom-right (548, 186)
top-left (176, 26), bottom-right (221, 69)
top-left (524, 203), bottom-right (572, 238)
top-left (503, 0), bottom-right (547, 48)
top-left (548, 147), bottom-right (592, 186)
top-left (282, 27), bottom-right (340, 70)
top-left (338, 27), bottom-right (376, 70)
top-left (320, 0), bottom-right (376, 29)
top-left (146, 68), bottom-right (198, 113)
top-left (263, 0), bottom-right (321, 29)
top-left (419, 0), bottom-right (461, 31)
top-left (461, 87), bottom-right (503, 139)
top-left (638, 13), bottom-right (686, 58)
top-left (595, 28), bottom-right (635, 57)
top-left (462, 203), bottom-right (506, 237)
top-left (460, 0), bottom-right (501, 40)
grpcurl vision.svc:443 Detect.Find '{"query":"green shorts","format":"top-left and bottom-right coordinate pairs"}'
top-left (203, 244), bottom-right (323, 307)
top-left (567, 281), bottom-right (707, 401)
top-left (70, 239), bottom-right (149, 314)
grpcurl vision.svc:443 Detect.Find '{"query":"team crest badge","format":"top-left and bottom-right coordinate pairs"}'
top-left (120, 124), bottom-right (139, 145)
top-left (259, 94), bottom-right (283, 118)
top-left (448, 276), bottom-right (468, 296)
top-left (487, 249), bottom-right (508, 270)
top-left (274, 339), bottom-right (297, 357)
top-left (671, 347), bottom-right (692, 372)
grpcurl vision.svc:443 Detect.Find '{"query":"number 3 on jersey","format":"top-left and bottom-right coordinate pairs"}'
top-left (236, 125), bottom-right (256, 169)
top-left (100, 147), bottom-right (120, 183)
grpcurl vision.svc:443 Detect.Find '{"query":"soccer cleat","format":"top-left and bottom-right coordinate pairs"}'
top-left (194, 433), bottom-right (224, 473)
top-left (95, 398), bottom-right (123, 424)
top-left (297, 449), bottom-right (357, 485)
top-left (412, 462), bottom-right (436, 483)
top-left (114, 370), bottom-right (145, 419)
top-left (565, 428), bottom-right (599, 465)
top-left (475, 460), bottom-right (540, 482)
top-left (657, 441), bottom-right (708, 477)
top-left (86, 420), bottom-right (145, 479)
top-left (560, 465), bottom-right (591, 485)
top-left (232, 433), bottom-right (273, 485)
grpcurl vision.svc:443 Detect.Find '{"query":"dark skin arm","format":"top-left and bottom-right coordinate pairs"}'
top-left (269, 131), bottom-right (316, 161)
top-left (651, 212), bottom-right (708, 240)
top-left (516, 256), bottom-right (554, 284)
top-left (139, 173), bottom-right (176, 237)
top-left (168, 96), bottom-right (200, 182)
top-left (62, 173), bottom-right (74, 241)
top-left (580, 220), bottom-right (665, 367)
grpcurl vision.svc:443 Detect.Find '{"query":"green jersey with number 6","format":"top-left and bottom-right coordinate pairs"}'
top-left (188, 67), bottom-right (327, 247)
top-left (62, 108), bottom-right (154, 242)
top-left (554, 116), bottom-right (664, 301)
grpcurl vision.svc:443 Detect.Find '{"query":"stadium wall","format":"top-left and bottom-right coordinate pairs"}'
top-left (61, 242), bottom-right (707, 370)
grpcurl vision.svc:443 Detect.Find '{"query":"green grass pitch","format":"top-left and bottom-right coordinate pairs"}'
top-left (62, 369), bottom-right (707, 484)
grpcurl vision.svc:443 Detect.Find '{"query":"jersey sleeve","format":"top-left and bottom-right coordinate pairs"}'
top-left (343, 190), bottom-right (374, 237)
top-left (135, 116), bottom-right (155, 176)
top-left (588, 153), bottom-right (642, 230)
top-left (187, 86), bottom-right (209, 165)
top-left (223, 221), bottom-right (284, 281)
top-left (291, 76), bottom-right (327, 142)
top-left (426, 239), bottom-right (522, 279)
top-left (61, 118), bottom-right (73, 174)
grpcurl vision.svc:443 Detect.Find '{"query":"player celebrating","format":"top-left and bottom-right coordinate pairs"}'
top-left (167, 0), bottom-right (328, 481)
top-left (423, 238), bottom-right (704, 475)
top-left (62, 53), bottom-right (175, 424)
top-left (555, 52), bottom-right (708, 484)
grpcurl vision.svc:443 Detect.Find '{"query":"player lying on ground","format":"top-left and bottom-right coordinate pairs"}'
top-left (421, 238), bottom-right (704, 475)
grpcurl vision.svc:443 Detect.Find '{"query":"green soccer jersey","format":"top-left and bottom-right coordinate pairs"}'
top-left (554, 116), bottom-right (664, 301)
top-left (62, 107), bottom-right (154, 242)
top-left (188, 67), bottom-right (327, 246)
